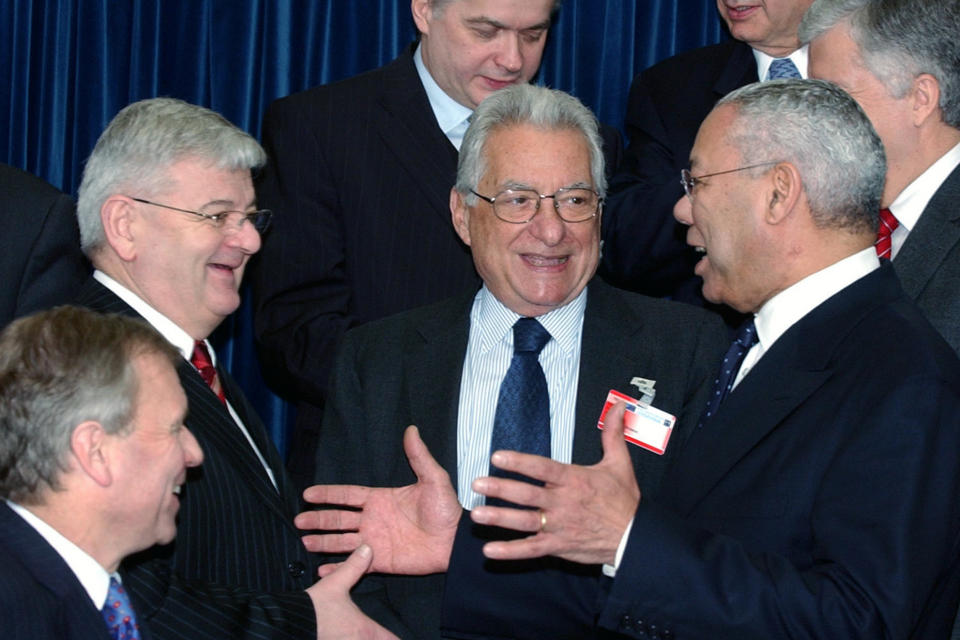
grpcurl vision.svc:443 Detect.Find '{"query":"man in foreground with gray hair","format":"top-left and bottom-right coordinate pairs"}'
top-left (296, 83), bottom-right (728, 638)
top-left (0, 305), bottom-right (201, 638)
top-left (74, 97), bottom-right (395, 639)
top-left (307, 79), bottom-right (960, 638)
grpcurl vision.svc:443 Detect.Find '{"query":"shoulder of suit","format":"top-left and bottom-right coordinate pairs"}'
top-left (265, 47), bottom-right (415, 115)
top-left (637, 39), bottom-right (748, 85)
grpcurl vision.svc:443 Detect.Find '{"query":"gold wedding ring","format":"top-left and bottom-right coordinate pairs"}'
top-left (539, 509), bottom-right (547, 532)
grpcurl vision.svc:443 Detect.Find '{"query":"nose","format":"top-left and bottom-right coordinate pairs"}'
top-left (495, 33), bottom-right (523, 73)
top-left (181, 427), bottom-right (204, 467)
top-left (527, 200), bottom-right (566, 246)
top-left (227, 217), bottom-right (262, 254)
top-left (673, 193), bottom-right (693, 226)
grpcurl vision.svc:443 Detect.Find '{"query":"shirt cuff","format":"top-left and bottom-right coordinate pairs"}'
top-left (601, 516), bottom-right (635, 577)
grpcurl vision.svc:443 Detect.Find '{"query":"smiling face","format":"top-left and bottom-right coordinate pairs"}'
top-left (673, 105), bottom-right (778, 313)
top-left (109, 351), bottom-right (201, 552)
top-left (716, 0), bottom-right (814, 57)
top-left (413, 0), bottom-right (553, 109)
top-left (126, 158), bottom-right (261, 338)
top-left (452, 123), bottom-right (600, 317)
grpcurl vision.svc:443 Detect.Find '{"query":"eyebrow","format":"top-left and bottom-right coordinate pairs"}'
top-left (464, 16), bottom-right (551, 32)
top-left (199, 198), bottom-right (258, 211)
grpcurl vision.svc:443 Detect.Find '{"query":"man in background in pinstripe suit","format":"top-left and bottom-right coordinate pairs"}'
top-left (73, 97), bottom-right (396, 639)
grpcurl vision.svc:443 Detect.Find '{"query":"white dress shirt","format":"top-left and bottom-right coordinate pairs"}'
top-left (886, 142), bottom-right (960, 258)
top-left (7, 500), bottom-right (114, 610)
top-left (414, 44), bottom-right (473, 150)
top-left (456, 286), bottom-right (587, 509)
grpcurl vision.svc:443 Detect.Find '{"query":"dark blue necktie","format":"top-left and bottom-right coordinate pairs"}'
top-left (487, 317), bottom-right (551, 503)
top-left (101, 577), bottom-right (141, 640)
top-left (697, 319), bottom-right (759, 429)
top-left (767, 57), bottom-right (801, 80)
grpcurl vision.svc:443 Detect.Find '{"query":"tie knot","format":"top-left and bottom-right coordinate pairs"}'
top-left (878, 207), bottom-right (899, 233)
top-left (513, 317), bottom-right (551, 355)
top-left (190, 340), bottom-right (213, 370)
top-left (768, 57), bottom-right (801, 80)
top-left (734, 319), bottom-right (760, 350)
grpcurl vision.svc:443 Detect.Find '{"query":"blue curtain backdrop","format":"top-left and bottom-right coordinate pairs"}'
top-left (1, 0), bottom-right (726, 457)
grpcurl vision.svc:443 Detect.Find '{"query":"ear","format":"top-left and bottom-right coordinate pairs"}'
top-left (411, 0), bottom-right (432, 34)
top-left (765, 162), bottom-right (802, 225)
top-left (70, 421), bottom-right (113, 488)
top-left (100, 195), bottom-right (139, 262)
top-left (910, 73), bottom-right (941, 127)
top-left (450, 188), bottom-right (473, 247)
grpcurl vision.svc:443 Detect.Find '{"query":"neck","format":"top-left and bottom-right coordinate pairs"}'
top-left (25, 500), bottom-right (123, 573)
top-left (883, 126), bottom-right (960, 207)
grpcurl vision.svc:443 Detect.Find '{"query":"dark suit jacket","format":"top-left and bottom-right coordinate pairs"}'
top-left (253, 45), bottom-right (622, 491)
top-left (597, 263), bottom-right (960, 639)
top-left (315, 280), bottom-right (728, 639)
top-left (0, 163), bottom-right (89, 328)
top-left (0, 502), bottom-right (121, 640)
top-left (600, 40), bottom-right (756, 319)
top-left (894, 163), bottom-right (960, 356)
top-left (76, 277), bottom-right (317, 639)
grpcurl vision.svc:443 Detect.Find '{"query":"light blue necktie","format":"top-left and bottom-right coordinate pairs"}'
top-left (487, 317), bottom-right (551, 505)
top-left (101, 577), bottom-right (141, 640)
top-left (767, 57), bottom-right (801, 80)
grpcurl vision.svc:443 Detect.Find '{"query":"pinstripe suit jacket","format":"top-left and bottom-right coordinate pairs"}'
top-left (316, 280), bottom-right (729, 638)
top-left (76, 277), bottom-right (316, 639)
top-left (0, 502), bottom-right (121, 640)
top-left (894, 163), bottom-right (960, 356)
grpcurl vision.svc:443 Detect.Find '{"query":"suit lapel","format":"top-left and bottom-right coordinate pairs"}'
top-left (665, 266), bottom-right (896, 515)
top-left (893, 164), bottom-right (960, 299)
top-left (714, 41), bottom-right (759, 98)
top-left (406, 293), bottom-right (474, 495)
top-left (372, 48), bottom-right (459, 222)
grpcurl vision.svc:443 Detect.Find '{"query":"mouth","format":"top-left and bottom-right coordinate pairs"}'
top-left (522, 254), bottom-right (569, 269)
top-left (723, 3), bottom-right (760, 19)
top-left (481, 77), bottom-right (519, 91)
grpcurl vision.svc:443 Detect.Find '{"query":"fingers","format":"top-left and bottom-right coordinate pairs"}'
top-left (318, 544), bottom-right (373, 590)
top-left (481, 535), bottom-right (554, 561)
top-left (294, 508), bottom-right (362, 532)
top-left (470, 503), bottom-right (542, 533)
top-left (302, 483), bottom-right (370, 507)
top-left (316, 561), bottom-right (344, 578)
top-left (301, 531), bottom-right (363, 553)
top-left (403, 425), bottom-right (448, 484)
top-left (472, 474), bottom-right (544, 510)
top-left (487, 449), bottom-right (566, 485)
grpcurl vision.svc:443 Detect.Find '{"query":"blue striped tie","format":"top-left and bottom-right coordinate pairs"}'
top-left (767, 58), bottom-right (801, 80)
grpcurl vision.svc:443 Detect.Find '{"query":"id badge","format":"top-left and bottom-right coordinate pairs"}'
top-left (597, 389), bottom-right (676, 455)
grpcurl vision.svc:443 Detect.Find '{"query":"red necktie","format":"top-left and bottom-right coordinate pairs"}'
top-left (875, 208), bottom-right (899, 259)
top-left (190, 340), bottom-right (226, 404)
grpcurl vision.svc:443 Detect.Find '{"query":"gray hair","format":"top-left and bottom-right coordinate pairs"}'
top-left (0, 306), bottom-right (180, 504)
top-left (77, 97), bottom-right (265, 256)
top-left (428, 0), bottom-right (562, 16)
top-left (717, 78), bottom-right (886, 233)
top-left (800, 0), bottom-right (960, 128)
top-left (455, 84), bottom-right (607, 203)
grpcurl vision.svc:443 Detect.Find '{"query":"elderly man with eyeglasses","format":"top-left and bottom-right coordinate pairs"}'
top-left (73, 97), bottom-right (396, 640)
top-left (293, 84), bottom-right (728, 639)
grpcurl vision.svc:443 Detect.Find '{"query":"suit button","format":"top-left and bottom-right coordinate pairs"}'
top-left (287, 561), bottom-right (306, 578)
top-left (661, 630), bottom-right (673, 639)
top-left (620, 615), bottom-right (633, 632)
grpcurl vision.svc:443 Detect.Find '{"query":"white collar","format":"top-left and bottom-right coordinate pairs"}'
top-left (888, 141), bottom-right (960, 232)
top-left (753, 45), bottom-right (809, 81)
top-left (413, 43), bottom-right (473, 136)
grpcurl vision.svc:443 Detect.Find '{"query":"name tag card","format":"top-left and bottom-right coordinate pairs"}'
top-left (597, 389), bottom-right (676, 455)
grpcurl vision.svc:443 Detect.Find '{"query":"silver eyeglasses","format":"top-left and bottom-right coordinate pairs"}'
top-left (469, 187), bottom-right (602, 224)
top-left (128, 197), bottom-right (273, 234)
top-left (680, 162), bottom-right (779, 200)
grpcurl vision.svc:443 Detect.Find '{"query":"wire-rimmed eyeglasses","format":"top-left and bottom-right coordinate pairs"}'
top-left (680, 162), bottom-right (779, 201)
top-left (469, 187), bottom-right (602, 224)
top-left (128, 197), bottom-right (273, 234)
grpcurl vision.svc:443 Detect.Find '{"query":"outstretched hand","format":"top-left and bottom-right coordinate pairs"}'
top-left (296, 425), bottom-right (462, 576)
top-left (470, 401), bottom-right (641, 566)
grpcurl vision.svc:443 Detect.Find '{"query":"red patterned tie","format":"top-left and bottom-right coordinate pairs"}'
top-left (190, 340), bottom-right (226, 404)
top-left (875, 208), bottom-right (899, 259)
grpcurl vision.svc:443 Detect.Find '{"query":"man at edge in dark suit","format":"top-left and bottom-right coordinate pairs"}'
top-left (294, 84), bottom-right (728, 639)
top-left (73, 97), bottom-right (395, 639)
top-left (601, 0), bottom-right (813, 315)
top-left (1, 306), bottom-right (202, 639)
